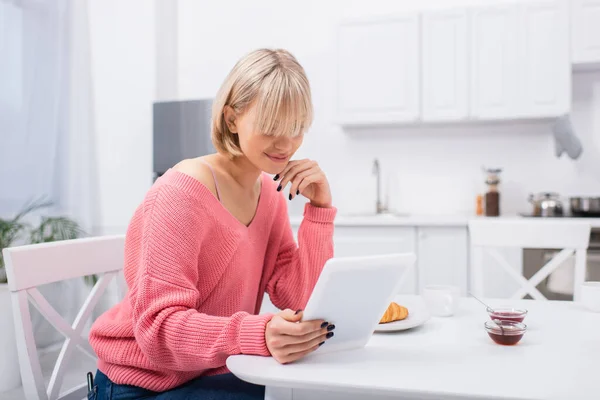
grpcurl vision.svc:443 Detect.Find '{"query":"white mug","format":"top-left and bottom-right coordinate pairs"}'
top-left (423, 285), bottom-right (460, 317)
top-left (581, 281), bottom-right (600, 313)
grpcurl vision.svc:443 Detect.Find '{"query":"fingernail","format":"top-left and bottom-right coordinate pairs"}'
top-left (295, 309), bottom-right (302, 315)
top-left (319, 341), bottom-right (325, 346)
top-left (296, 190), bottom-right (299, 195)
top-left (327, 324), bottom-right (335, 332)
top-left (277, 185), bottom-right (282, 192)
top-left (326, 332), bottom-right (334, 339)
top-left (273, 174), bottom-right (279, 181)
top-left (289, 194), bottom-right (292, 201)
top-left (320, 321), bottom-right (328, 329)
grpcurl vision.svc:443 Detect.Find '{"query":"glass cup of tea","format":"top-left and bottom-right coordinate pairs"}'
top-left (484, 320), bottom-right (527, 345)
top-left (487, 307), bottom-right (528, 323)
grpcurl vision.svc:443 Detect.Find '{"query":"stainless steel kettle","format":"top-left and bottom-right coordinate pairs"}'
top-left (528, 192), bottom-right (564, 217)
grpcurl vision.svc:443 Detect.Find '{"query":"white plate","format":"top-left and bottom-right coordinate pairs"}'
top-left (374, 301), bottom-right (431, 332)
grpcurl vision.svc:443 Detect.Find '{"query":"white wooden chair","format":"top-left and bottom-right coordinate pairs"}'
top-left (469, 219), bottom-right (591, 301)
top-left (2, 235), bottom-right (126, 400)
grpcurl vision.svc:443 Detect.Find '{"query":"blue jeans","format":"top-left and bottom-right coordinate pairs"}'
top-left (89, 369), bottom-right (265, 400)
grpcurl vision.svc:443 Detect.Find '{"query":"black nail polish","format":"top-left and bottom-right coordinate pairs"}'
top-left (327, 324), bottom-right (335, 332)
top-left (319, 341), bottom-right (325, 346)
top-left (320, 321), bottom-right (328, 329)
top-left (295, 309), bottom-right (302, 315)
top-left (273, 174), bottom-right (279, 181)
top-left (277, 185), bottom-right (282, 192)
top-left (296, 190), bottom-right (299, 195)
top-left (326, 332), bottom-right (334, 339)
top-left (289, 194), bottom-right (292, 200)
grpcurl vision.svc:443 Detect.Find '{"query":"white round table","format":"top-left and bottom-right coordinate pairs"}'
top-left (227, 296), bottom-right (600, 400)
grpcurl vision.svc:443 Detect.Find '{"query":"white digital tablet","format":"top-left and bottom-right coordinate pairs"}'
top-left (302, 253), bottom-right (416, 355)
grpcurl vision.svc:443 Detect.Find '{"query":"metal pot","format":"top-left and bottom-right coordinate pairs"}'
top-left (570, 197), bottom-right (600, 216)
top-left (528, 192), bottom-right (564, 217)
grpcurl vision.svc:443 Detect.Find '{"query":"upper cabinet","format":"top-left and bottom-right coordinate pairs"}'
top-left (471, 0), bottom-right (570, 120)
top-left (337, 0), bottom-right (572, 126)
top-left (421, 9), bottom-right (469, 121)
top-left (571, 0), bottom-right (600, 66)
top-left (520, 0), bottom-right (570, 117)
top-left (470, 5), bottom-right (521, 119)
top-left (337, 15), bottom-right (420, 125)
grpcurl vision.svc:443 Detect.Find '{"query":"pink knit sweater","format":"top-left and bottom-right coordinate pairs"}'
top-left (89, 169), bottom-right (336, 391)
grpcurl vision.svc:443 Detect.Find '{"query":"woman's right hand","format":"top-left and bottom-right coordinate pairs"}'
top-left (265, 309), bottom-right (334, 364)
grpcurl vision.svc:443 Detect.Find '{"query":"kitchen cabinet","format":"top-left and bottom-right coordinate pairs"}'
top-left (571, 0), bottom-right (600, 66)
top-left (421, 9), bottom-right (469, 121)
top-left (472, 247), bottom-right (524, 299)
top-left (417, 227), bottom-right (468, 294)
top-left (470, 4), bottom-right (521, 119)
top-left (471, 1), bottom-right (570, 120)
top-left (290, 222), bottom-right (471, 296)
top-left (337, 15), bottom-right (420, 125)
top-left (520, 0), bottom-right (570, 117)
top-left (332, 226), bottom-right (418, 294)
top-left (337, 1), bottom-right (570, 126)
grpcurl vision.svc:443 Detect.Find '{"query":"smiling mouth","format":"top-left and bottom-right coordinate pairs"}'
top-left (265, 153), bottom-right (289, 162)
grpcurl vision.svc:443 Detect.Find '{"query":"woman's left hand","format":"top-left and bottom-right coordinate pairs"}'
top-left (275, 159), bottom-right (332, 208)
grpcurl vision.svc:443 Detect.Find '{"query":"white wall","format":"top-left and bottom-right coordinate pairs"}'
top-left (89, 0), bottom-right (155, 234)
top-left (177, 0), bottom-right (600, 217)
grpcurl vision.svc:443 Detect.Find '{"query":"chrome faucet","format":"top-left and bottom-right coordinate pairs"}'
top-left (372, 158), bottom-right (388, 214)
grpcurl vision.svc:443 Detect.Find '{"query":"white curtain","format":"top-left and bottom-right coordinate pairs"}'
top-left (0, 0), bottom-right (98, 350)
top-left (59, 0), bottom-right (100, 234)
top-left (0, 0), bottom-right (65, 214)
top-left (0, 0), bottom-right (98, 232)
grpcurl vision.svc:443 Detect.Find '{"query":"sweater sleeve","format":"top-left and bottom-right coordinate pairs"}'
top-left (130, 188), bottom-right (273, 372)
top-left (266, 202), bottom-right (336, 311)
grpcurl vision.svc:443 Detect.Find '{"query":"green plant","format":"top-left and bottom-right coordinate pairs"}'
top-left (0, 199), bottom-right (85, 284)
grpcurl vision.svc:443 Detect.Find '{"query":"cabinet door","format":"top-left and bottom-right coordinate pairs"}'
top-left (519, 0), bottom-right (570, 117)
top-left (572, 0), bottom-right (600, 65)
top-left (417, 227), bottom-right (468, 294)
top-left (421, 9), bottom-right (468, 121)
top-left (333, 226), bottom-right (418, 294)
top-left (470, 5), bottom-right (520, 119)
top-left (472, 247), bottom-right (524, 299)
top-left (337, 15), bottom-right (420, 125)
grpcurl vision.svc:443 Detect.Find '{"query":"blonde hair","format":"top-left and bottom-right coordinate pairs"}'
top-left (211, 49), bottom-right (313, 158)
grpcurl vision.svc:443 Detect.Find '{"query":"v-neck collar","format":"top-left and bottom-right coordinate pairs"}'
top-left (162, 169), bottom-right (268, 231)
top-left (221, 173), bottom-right (267, 230)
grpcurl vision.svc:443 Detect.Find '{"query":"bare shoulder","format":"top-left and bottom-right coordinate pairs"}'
top-left (172, 158), bottom-right (218, 197)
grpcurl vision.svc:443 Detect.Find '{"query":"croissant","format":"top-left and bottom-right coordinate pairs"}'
top-left (379, 302), bottom-right (409, 324)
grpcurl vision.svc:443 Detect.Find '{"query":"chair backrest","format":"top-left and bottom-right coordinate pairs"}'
top-left (2, 235), bottom-right (126, 400)
top-left (468, 219), bottom-right (591, 301)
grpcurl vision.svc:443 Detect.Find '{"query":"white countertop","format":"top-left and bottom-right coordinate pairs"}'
top-left (290, 213), bottom-right (600, 228)
top-left (290, 213), bottom-right (470, 227)
top-left (228, 296), bottom-right (599, 400)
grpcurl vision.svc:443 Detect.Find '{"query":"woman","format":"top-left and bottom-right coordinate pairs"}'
top-left (88, 48), bottom-right (336, 399)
